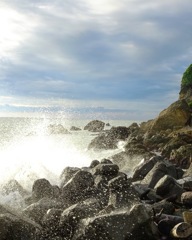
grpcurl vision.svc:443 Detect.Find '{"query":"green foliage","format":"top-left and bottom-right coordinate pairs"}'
top-left (188, 101), bottom-right (192, 109)
top-left (181, 64), bottom-right (192, 87)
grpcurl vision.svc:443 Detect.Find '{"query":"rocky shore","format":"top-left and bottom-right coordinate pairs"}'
top-left (0, 65), bottom-right (192, 239)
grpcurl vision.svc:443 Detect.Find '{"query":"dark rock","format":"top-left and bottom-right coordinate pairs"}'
top-left (92, 163), bottom-right (119, 177)
top-left (100, 158), bottom-right (113, 164)
top-left (132, 155), bottom-right (163, 182)
top-left (61, 170), bottom-right (94, 205)
top-left (70, 126), bottom-right (81, 131)
top-left (106, 123), bottom-right (110, 126)
top-left (89, 160), bottom-right (100, 168)
top-left (32, 178), bottom-right (53, 201)
top-left (141, 162), bottom-right (169, 189)
top-left (41, 208), bottom-right (62, 238)
top-left (23, 198), bottom-right (64, 224)
top-left (60, 167), bottom-right (80, 188)
top-left (0, 213), bottom-right (39, 240)
top-left (59, 198), bottom-right (103, 239)
top-left (88, 126), bottom-right (130, 150)
top-left (108, 176), bottom-right (139, 208)
top-left (154, 175), bottom-right (184, 200)
top-left (47, 124), bottom-right (70, 134)
top-left (84, 120), bottom-right (105, 132)
top-left (73, 204), bottom-right (155, 240)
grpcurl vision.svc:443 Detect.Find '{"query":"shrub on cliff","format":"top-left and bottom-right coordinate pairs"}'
top-left (181, 64), bottom-right (192, 88)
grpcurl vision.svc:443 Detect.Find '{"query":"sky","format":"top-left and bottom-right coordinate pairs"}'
top-left (0, 0), bottom-right (192, 120)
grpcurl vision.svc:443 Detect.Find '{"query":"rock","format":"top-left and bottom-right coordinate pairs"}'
top-left (47, 124), bottom-right (70, 134)
top-left (161, 135), bottom-right (187, 158)
top-left (60, 167), bottom-right (80, 188)
top-left (169, 144), bottom-right (192, 169)
top-left (88, 126), bottom-right (130, 150)
top-left (32, 178), bottom-right (53, 201)
top-left (70, 126), bottom-right (81, 131)
top-left (177, 177), bottom-right (192, 191)
top-left (59, 199), bottom-right (103, 239)
top-left (89, 160), bottom-right (100, 168)
top-left (1, 179), bottom-right (29, 197)
top-left (140, 162), bottom-right (168, 188)
top-left (84, 120), bottom-right (105, 132)
top-left (181, 192), bottom-right (192, 207)
top-left (151, 100), bottom-right (191, 132)
top-left (106, 123), bottom-right (110, 126)
top-left (41, 208), bottom-right (63, 238)
top-left (61, 170), bottom-right (95, 205)
top-left (132, 156), bottom-right (163, 182)
top-left (154, 175), bottom-right (184, 200)
top-left (0, 213), bottom-right (39, 240)
top-left (183, 163), bottom-right (192, 178)
top-left (92, 163), bottom-right (119, 177)
top-left (73, 204), bottom-right (156, 240)
top-left (23, 198), bottom-right (64, 224)
top-left (108, 175), bottom-right (139, 208)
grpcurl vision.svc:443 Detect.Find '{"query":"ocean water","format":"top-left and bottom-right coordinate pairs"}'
top-left (0, 117), bottom-right (138, 208)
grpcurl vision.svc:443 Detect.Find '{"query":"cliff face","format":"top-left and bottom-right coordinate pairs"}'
top-left (179, 64), bottom-right (192, 102)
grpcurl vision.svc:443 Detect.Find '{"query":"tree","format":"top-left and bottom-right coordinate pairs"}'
top-left (181, 64), bottom-right (192, 88)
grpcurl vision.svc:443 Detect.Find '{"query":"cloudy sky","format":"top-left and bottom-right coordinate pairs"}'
top-left (0, 0), bottom-right (192, 120)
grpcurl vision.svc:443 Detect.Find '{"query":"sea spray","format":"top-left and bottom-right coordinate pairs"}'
top-left (0, 117), bottom-right (132, 208)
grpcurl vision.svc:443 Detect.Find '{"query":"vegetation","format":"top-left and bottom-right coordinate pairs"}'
top-left (181, 64), bottom-right (192, 88)
top-left (188, 100), bottom-right (192, 109)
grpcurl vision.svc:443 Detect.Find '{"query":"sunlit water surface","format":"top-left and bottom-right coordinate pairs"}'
top-left (0, 117), bottom-right (138, 208)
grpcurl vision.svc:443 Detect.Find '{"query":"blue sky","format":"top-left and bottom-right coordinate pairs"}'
top-left (0, 0), bottom-right (192, 120)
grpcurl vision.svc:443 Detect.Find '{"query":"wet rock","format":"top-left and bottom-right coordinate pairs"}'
top-left (141, 162), bottom-right (169, 189)
top-left (41, 208), bottom-right (63, 238)
top-left (92, 163), bottom-right (119, 177)
top-left (32, 178), bottom-right (54, 201)
top-left (108, 175), bottom-right (139, 208)
top-left (100, 158), bottom-right (113, 164)
top-left (0, 213), bottom-right (39, 240)
top-left (70, 126), bottom-right (81, 131)
top-left (74, 204), bottom-right (155, 240)
top-left (132, 155), bottom-right (163, 182)
top-left (154, 175), bottom-right (184, 200)
top-left (47, 124), bottom-right (70, 134)
top-left (84, 120), bottom-right (105, 132)
top-left (23, 198), bottom-right (64, 224)
top-left (59, 198), bottom-right (103, 239)
top-left (61, 170), bottom-right (94, 205)
top-left (88, 126), bottom-right (130, 150)
top-left (1, 179), bottom-right (29, 197)
top-left (89, 160), bottom-right (100, 168)
top-left (60, 167), bottom-right (80, 188)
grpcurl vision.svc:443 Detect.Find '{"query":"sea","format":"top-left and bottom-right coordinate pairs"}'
top-left (0, 117), bottom-right (139, 208)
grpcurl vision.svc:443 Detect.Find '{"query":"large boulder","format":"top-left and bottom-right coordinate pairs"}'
top-left (59, 199), bottom-right (103, 238)
top-left (60, 167), bottom-right (80, 188)
top-left (31, 178), bottom-right (54, 202)
top-left (61, 170), bottom-right (95, 205)
top-left (149, 100), bottom-right (191, 132)
top-left (73, 204), bottom-right (156, 240)
top-left (84, 120), bottom-right (105, 132)
top-left (88, 126), bottom-right (130, 150)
